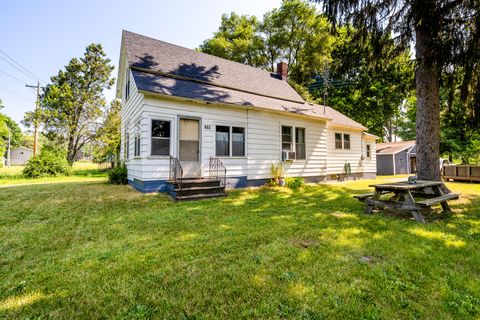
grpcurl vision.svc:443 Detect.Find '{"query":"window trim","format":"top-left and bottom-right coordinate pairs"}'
top-left (150, 118), bottom-right (172, 157)
top-left (335, 132), bottom-right (343, 149)
top-left (125, 131), bottom-right (130, 160)
top-left (334, 132), bottom-right (352, 150)
top-left (295, 127), bottom-right (306, 160)
top-left (125, 71), bottom-right (130, 101)
top-left (281, 125), bottom-right (294, 152)
top-left (281, 124), bottom-right (307, 161)
top-left (343, 133), bottom-right (351, 150)
top-left (215, 124), bottom-right (247, 158)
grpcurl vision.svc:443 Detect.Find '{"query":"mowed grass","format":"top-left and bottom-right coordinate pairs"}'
top-left (0, 178), bottom-right (479, 319)
top-left (0, 162), bottom-right (107, 185)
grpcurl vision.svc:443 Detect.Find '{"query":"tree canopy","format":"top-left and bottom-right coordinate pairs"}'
top-left (201, 0), bottom-right (414, 141)
top-left (94, 99), bottom-right (121, 165)
top-left (25, 44), bottom-right (115, 164)
top-left (0, 99), bottom-right (23, 161)
top-left (200, 0), bottom-right (335, 85)
top-left (314, 0), bottom-right (480, 180)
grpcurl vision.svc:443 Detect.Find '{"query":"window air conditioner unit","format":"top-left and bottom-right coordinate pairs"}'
top-left (282, 150), bottom-right (296, 161)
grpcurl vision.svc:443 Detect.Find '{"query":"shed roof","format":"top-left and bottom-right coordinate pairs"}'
top-left (376, 141), bottom-right (415, 155)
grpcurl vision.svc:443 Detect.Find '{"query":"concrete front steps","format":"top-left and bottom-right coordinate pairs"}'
top-left (166, 178), bottom-right (226, 201)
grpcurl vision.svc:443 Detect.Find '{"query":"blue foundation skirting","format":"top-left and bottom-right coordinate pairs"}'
top-left (128, 179), bottom-right (169, 193)
top-left (128, 176), bottom-right (268, 193)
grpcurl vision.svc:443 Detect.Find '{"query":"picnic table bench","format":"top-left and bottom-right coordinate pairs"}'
top-left (354, 180), bottom-right (459, 223)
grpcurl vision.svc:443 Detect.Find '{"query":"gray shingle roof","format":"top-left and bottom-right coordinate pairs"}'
top-left (122, 30), bottom-right (368, 130)
top-left (123, 30), bottom-right (304, 103)
top-left (377, 141), bottom-right (415, 154)
top-left (133, 70), bottom-right (330, 120)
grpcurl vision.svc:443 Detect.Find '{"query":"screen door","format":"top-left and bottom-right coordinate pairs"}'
top-left (179, 118), bottom-right (200, 177)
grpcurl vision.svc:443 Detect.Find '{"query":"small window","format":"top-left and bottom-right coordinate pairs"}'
top-left (134, 132), bottom-right (140, 157)
top-left (399, 158), bottom-right (405, 164)
top-left (125, 72), bottom-right (130, 100)
top-left (151, 120), bottom-right (170, 156)
top-left (343, 134), bottom-right (350, 149)
top-left (215, 126), bottom-right (230, 157)
top-left (295, 127), bottom-right (306, 160)
top-left (125, 132), bottom-right (130, 160)
top-left (282, 126), bottom-right (293, 151)
top-left (335, 133), bottom-right (343, 149)
top-left (232, 127), bottom-right (245, 157)
top-left (366, 144), bottom-right (371, 158)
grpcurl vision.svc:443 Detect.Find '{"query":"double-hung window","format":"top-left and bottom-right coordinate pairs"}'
top-left (335, 133), bottom-right (343, 149)
top-left (124, 123), bottom-right (130, 160)
top-left (295, 128), bottom-right (306, 160)
top-left (215, 126), bottom-right (245, 157)
top-left (134, 121), bottom-right (141, 157)
top-left (343, 134), bottom-right (350, 149)
top-left (282, 126), bottom-right (293, 151)
top-left (151, 120), bottom-right (171, 156)
top-left (335, 132), bottom-right (351, 150)
top-left (282, 125), bottom-right (306, 159)
top-left (366, 144), bottom-right (371, 158)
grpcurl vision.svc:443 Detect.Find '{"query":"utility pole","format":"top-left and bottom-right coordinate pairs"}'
top-left (26, 81), bottom-right (40, 156)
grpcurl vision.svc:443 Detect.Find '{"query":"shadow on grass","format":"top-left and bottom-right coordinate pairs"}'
top-left (0, 181), bottom-right (479, 318)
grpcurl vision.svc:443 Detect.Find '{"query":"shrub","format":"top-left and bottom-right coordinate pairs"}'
top-left (268, 163), bottom-right (284, 186)
top-left (108, 163), bottom-right (127, 184)
top-left (285, 176), bottom-right (304, 189)
top-left (23, 147), bottom-right (72, 178)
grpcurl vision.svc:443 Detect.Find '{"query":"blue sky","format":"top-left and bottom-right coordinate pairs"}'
top-left (0, 0), bottom-right (283, 128)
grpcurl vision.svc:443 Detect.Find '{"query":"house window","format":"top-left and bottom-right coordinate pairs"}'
top-left (215, 126), bottom-right (230, 157)
top-left (232, 127), bottom-right (245, 157)
top-left (295, 127), bottom-right (306, 160)
top-left (335, 133), bottom-right (343, 149)
top-left (343, 134), bottom-right (350, 149)
top-left (125, 72), bottom-right (130, 100)
top-left (151, 120), bottom-right (170, 156)
top-left (134, 132), bottom-right (140, 157)
top-left (399, 158), bottom-right (405, 164)
top-left (366, 144), bottom-right (371, 158)
top-left (216, 126), bottom-right (245, 157)
top-left (282, 126), bottom-right (293, 151)
top-left (125, 131), bottom-right (130, 160)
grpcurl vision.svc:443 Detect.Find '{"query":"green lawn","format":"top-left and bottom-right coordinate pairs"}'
top-left (0, 178), bottom-right (479, 319)
top-left (0, 162), bottom-right (107, 185)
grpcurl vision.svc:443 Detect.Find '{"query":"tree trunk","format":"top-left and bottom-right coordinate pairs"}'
top-left (414, 28), bottom-right (441, 182)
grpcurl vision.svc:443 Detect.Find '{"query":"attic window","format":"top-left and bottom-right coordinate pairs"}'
top-left (125, 72), bottom-right (130, 100)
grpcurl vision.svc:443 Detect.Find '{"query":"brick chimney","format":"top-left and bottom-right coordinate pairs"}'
top-left (277, 62), bottom-right (288, 80)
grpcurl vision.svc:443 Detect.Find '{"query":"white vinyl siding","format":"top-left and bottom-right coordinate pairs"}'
top-left (327, 126), bottom-right (376, 175)
top-left (120, 67), bottom-right (375, 183)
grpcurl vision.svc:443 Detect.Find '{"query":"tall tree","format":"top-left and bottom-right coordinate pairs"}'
top-left (310, 28), bottom-right (414, 139)
top-left (0, 100), bottom-right (23, 160)
top-left (200, 0), bottom-right (335, 86)
top-left (27, 44), bottom-right (114, 164)
top-left (199, 13), bottom-right (266, 67)
top-left (315, 0), bottom-right (480, 181)
top-left (94, 99), bottom-right (121, 166)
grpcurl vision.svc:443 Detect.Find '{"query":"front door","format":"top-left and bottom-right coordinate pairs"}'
top-left (178, 118), bottom-right (201, 178)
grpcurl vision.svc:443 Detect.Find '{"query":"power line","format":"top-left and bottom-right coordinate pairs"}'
top-left (0, 69), bottom-right (26, 85)
top-left (0, 49), bottom-right (46, 84)
top-left (0, 85), bottom-right (34, 102)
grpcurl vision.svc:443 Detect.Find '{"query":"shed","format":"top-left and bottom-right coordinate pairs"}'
top-left (9, 147), bottom-right (34, 165)
top-left (376, 141), bottom-right (416, 175)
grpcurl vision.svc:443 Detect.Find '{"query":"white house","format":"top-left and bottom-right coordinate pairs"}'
top-left (116, 31), bottom-right (377, 197)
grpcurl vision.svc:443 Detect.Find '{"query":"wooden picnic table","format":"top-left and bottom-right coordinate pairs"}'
top-left (354, 180), bottom-right (459, 223)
